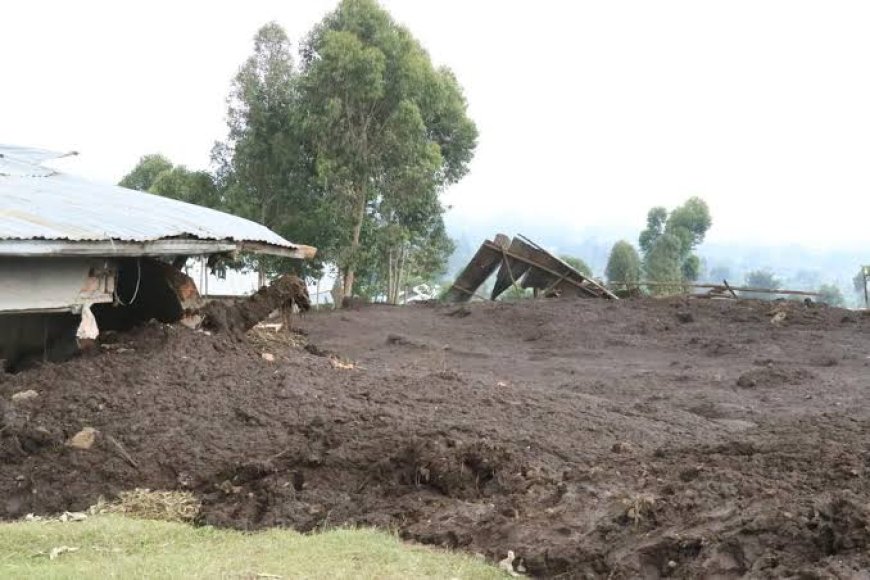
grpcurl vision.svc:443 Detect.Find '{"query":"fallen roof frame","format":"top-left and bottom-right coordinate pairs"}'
top-left (445, 233), bottom-right (617, 303)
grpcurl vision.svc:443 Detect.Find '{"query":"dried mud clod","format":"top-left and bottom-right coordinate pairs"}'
top-left (736, 365), bottom-right (815, 388)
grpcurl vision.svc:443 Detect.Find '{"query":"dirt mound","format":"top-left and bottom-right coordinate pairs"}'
top-left (736, 364), bottom-right (815, 388)
top-left (2, 297), bottom-right (870, 578)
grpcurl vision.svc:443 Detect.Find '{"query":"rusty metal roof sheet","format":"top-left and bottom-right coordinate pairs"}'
top-left (0, 145), bottom-right (306, 256)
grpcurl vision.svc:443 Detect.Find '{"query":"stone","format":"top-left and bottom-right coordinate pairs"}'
top-left (11, 390), bottom-right (38, 403)
top-left (66, 427), bottom-right (98, 450)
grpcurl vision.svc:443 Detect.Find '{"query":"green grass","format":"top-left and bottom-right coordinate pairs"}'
top-left (0, 515), bottom-right (506, 579)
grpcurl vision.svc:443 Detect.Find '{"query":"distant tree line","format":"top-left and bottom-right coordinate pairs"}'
top-left (119, 0), bottom-right (477, 303)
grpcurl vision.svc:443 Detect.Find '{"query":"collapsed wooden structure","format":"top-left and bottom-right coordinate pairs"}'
top-left (445, 234), bottom-right (617, 302)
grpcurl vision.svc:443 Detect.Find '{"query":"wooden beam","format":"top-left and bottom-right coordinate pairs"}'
top-left (482, 241), bottom-right (615, 299)
top-left (516, 234), bottom-right (618, 300)
top-left (444, 234), bottom-right (511, 303)
top-left (608, 280), bottom-right (822, 297)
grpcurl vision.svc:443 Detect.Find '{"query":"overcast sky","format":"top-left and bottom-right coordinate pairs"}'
top-left (3, 1), bottom-right (870, 249)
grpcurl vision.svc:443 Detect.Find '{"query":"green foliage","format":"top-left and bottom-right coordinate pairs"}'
top-left (560, 255), bottom-right (592, 277)
top-left (354, 212), bottom-right (455, 302)
top-left (118, 5), bottom-right (475, 298)
top-left (119, 156), bottom-right (221, 210)
top-left (118, 154), bottom-right (173, 191)
top-left (213, 22), bottom-right (333, 278)
top-left (639, 197), bottom-right (711, 288)
top-left (638, 207), bottom-right (668, 255)
top-left (743, 269), bottom-right (782, 300)
top-left (500, 284), bottom-right (533, 301)
top-left (299, 0), bottom-right (477, 296)
top-left (605, 240), bottom-right (642, 289)
top-left (745, 269), bottom-right (781, 290)
top-left (150, 167), bottom-right (221, 209)
top-left (817, 283), bottom-right (845, 307)
top-left (665, 197), bottom-right (712, 252)
top-left (644, 233), bottom-right (684, 295)
top-left (681, 254), bottom-right (701, 282)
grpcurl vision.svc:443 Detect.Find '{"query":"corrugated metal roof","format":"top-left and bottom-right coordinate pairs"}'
top-left (0, 144), bottom-right (75, 166)
top-left (0, 145), bottom-right (299, 252)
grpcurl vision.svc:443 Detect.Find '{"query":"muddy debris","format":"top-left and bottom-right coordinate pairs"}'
top-left (736, 365), bottom-right (814, 388)
top-left (201, 274), bottom-right (310, 334)
top-left (1, 297), bottom-right (869, 577)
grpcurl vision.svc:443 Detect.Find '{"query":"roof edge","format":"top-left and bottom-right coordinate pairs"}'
top-left (0, 239), bottom-right (317, 259)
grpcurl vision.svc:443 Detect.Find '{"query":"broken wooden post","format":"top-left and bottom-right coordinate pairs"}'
top-left (491, 237), bottom-right (534, 299)
top-left (443, 234), bottom-right (510, 303)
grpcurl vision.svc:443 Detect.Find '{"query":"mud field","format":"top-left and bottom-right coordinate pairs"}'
top-left (2, 297), bottom-right (870, 578)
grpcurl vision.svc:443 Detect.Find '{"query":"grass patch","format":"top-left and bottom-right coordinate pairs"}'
top-left (0, 514), bottom-right (506, 579)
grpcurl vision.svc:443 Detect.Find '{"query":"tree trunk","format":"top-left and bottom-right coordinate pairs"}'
top-left (387, 247), bottom-right (394, 304)
top-left (395, 244), bottom-right (406, 304)
top-left (342, 192), bottom-right (367, 299)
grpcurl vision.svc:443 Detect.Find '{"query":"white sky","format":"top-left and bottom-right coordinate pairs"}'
top-left (3, 1), bottom-right (870, 249)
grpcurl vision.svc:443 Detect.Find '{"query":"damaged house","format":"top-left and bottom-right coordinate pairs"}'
top-left (0, 145), bottom-right (315, 369)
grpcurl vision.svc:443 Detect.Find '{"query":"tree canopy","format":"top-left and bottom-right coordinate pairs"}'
top-left (560, 255), bottom-right (592, 277)
top-left (298, 0), bottom-right (477, 297)
top-left (644, 233), bottom-right (684, 293)
top-left (118, 4), bottom-right (477, 302)
top-left (817, 283), bottom-right (845, 307)
top-left (638, 197), bottom-right (712, 292)
top-left (118, 154), bottom-right (173, 192)
top-left (605, 241), bottom-right (642, 289)
top-left (742, 269), bottom-right (782, 300)
top-left (119, 155), bottom-right (220, 209)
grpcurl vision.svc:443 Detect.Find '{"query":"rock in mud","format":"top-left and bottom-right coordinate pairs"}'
top-left (66, 427), bottom-right (98, 450)
top-left (11, 390), bottom-right (39, 403)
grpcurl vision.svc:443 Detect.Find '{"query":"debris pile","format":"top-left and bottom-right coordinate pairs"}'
top-left (2, 296), bottom-right (869, 577)
top-left (445, 234), bottom-right (616, 302)
top-left (200, 274), bottom-right (310, 334)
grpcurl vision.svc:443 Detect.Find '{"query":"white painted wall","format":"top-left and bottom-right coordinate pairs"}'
top-left (0, 257), bottom-right (115, 313)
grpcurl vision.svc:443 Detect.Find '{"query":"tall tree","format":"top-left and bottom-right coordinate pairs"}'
top-left (644, 233), bottom-right (684, 294)
top-left (853, 267), bottom-right (868, 304)
top-left (639, 197), bottom-right (712, 287)
top-left (638, 207), bottom-right (668, 256)
top-left (299, 0), bottom-right (477, 297)
top-left (665, 197), bottom-right (712, 253)
top-left (214, 22), bottom-right (334, 276)
top-left (217, 22), bottom-right (297, 230)
top-left (605, 240), bottom-right (642, 289)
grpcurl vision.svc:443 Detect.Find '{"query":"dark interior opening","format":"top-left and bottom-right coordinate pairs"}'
top-left (92, 258), bottom-right (185, 332)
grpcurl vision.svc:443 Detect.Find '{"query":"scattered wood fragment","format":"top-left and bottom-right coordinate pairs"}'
top-left (106, 434), bottom-right (139, 469)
